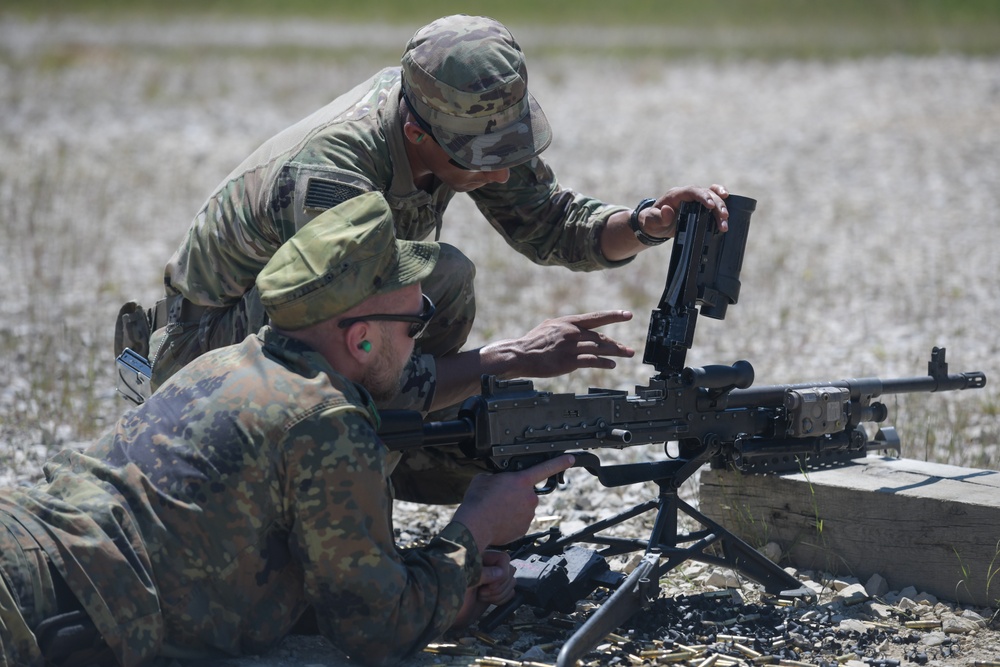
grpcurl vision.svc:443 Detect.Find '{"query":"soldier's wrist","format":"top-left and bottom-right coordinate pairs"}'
top-left (629, 198), bottom-right (668, 246)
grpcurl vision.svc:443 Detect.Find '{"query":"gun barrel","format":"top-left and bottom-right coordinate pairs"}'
top-left (881, 371), bottom-right (986, 394)
top-left (724, 378), bottom-right (882, 409)
top-left (723, 370), bottom-right (985, 411)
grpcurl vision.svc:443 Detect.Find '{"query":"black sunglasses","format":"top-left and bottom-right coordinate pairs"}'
top-left (337, 294), bottom-right (436, 339)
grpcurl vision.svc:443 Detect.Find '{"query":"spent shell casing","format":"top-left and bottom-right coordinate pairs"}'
top-left (475, 657), bottom-right (521, 666)
top-left (732, 643), bottom-right (762, 659)
top-left (695, 654), bottom-right (720, 667)
top-left (471, 631), bottom-right (498, 646)
top-left (714, 657), bottom-right (743, 667)
top-left (676, 643), bottom-right (708, 654)
top-left (424, 643), bottom-right (480, 656)
top-left (640, 650), bottom-right (697, 663)
top-left (903, 620), bottom-right (942, 629)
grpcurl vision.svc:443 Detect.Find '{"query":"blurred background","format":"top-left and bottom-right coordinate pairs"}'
top-left (2, 0), bottom-right (999, 484)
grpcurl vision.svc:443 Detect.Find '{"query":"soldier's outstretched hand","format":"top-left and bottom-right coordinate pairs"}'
top-left (485, 310), bottom-right (635, 380)
top-left (430, 311), bottom-right (635, 411)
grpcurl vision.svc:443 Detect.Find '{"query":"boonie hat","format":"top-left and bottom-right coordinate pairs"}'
top-left (258, 191), bottom-right (439, 330)
top-left (400, 14), bottom-right (552, 171)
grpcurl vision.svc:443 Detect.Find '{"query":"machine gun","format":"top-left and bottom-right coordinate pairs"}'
top-left (379, 194), bottom-right (987, 666)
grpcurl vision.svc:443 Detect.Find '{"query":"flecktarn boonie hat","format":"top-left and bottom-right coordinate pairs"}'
top-left (400, 14), bottom-right (552, 171)
top-left (257, 191), bottom-right (439, 330)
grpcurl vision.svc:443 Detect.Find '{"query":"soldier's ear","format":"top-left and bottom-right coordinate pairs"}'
top-left (342, 321), bottom-right (374, 362)
top-left (402, 120), bottom-right (426, 145)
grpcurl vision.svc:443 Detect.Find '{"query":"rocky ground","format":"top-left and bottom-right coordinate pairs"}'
top-left (1, 14), bottom-right (999, 667)
top-left (166, 505), bottom-right (1000, 667)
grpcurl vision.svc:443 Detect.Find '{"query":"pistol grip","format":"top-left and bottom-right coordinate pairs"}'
top-left (533, 452), bottom-right (602, 494)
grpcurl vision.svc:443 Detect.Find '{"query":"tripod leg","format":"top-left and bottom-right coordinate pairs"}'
top-left (671, 495), bottom-right (813, 599)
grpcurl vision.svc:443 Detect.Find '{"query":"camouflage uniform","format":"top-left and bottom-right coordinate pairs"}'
top-left (143, 15), bottom-right (631, 503)
top-left (1, 327), bottom-right (480, 667)
top-left (153, 65), bottom-right (627, 387)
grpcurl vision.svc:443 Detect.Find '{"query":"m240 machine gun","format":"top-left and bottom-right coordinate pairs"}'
top-left (379, 195), bottom-right (987, 667)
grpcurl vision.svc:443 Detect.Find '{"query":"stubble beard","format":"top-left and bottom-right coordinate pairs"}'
top-left (362, 327), bottom-right (410, 404)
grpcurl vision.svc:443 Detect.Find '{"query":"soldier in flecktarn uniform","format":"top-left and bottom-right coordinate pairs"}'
top-left (5, 192), bottom-right (576, 666)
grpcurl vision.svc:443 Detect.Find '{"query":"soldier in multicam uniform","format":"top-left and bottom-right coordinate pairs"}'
top-left (1, 192), bottom-right (577, 667)
top-left (118, 13), bottom-right (729, 504)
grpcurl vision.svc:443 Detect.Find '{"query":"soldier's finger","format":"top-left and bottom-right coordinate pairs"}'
top-left (520, 454), bottom-right (576, 486)
top-left (572, 355), bottom-right (618, 370)
top-left (479, 564), bottom-right (511, 587)
top-left (574, 340), bottom-right (633, 360)
top-left (567, 310), bottom-right (633, 330)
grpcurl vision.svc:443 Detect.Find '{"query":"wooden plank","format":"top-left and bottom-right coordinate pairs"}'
top-left (699, 456), bottom-right (1000, 608)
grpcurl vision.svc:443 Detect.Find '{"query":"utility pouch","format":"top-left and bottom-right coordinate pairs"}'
top-left (115, 348), bottom-right (152, 405)
top-left (114, 301), bottom-right (152, 359)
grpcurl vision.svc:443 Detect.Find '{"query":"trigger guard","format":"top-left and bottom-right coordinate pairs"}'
top-left (534, 473), bottom-right (562, 495)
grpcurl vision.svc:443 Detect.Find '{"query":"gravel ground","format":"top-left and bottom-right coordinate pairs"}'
top-left (1, 15), bottom-right (998, 667)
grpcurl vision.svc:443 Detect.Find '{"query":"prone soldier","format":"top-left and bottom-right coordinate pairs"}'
top-left (4, 192), bottom-right (575, 667)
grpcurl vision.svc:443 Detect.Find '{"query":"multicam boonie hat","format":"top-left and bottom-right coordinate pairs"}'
top-left (258, 191), bottom-right (439, 330)
top-left (400, 14), bottom-right (552, 171)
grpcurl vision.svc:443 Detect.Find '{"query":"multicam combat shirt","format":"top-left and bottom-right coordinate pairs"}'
top-left (164, 66), bottom-right (629, 309)
top-left (2, 327), bottom-right (480, 667)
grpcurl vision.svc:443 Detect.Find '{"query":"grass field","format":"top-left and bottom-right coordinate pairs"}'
top-left (5, 0), bottom-right (1000, 58)
top-left (1, 4), bottom-right (998, 485)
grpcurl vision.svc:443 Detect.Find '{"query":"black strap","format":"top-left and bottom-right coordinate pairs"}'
top-left (35, 565), bottom-right (113, 667)
top-left (36, 610), bottom-right (115, 667)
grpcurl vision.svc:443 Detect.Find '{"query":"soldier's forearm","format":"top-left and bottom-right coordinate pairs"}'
top-left (429, 343), bottom-right (522, 412)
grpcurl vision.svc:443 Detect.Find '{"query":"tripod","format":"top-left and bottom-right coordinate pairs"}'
top-left (526, 455), bottom-right (813, 667)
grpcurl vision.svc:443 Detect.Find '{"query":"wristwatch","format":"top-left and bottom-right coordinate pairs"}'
top-left (629, 198), bottom-right (668, 246)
